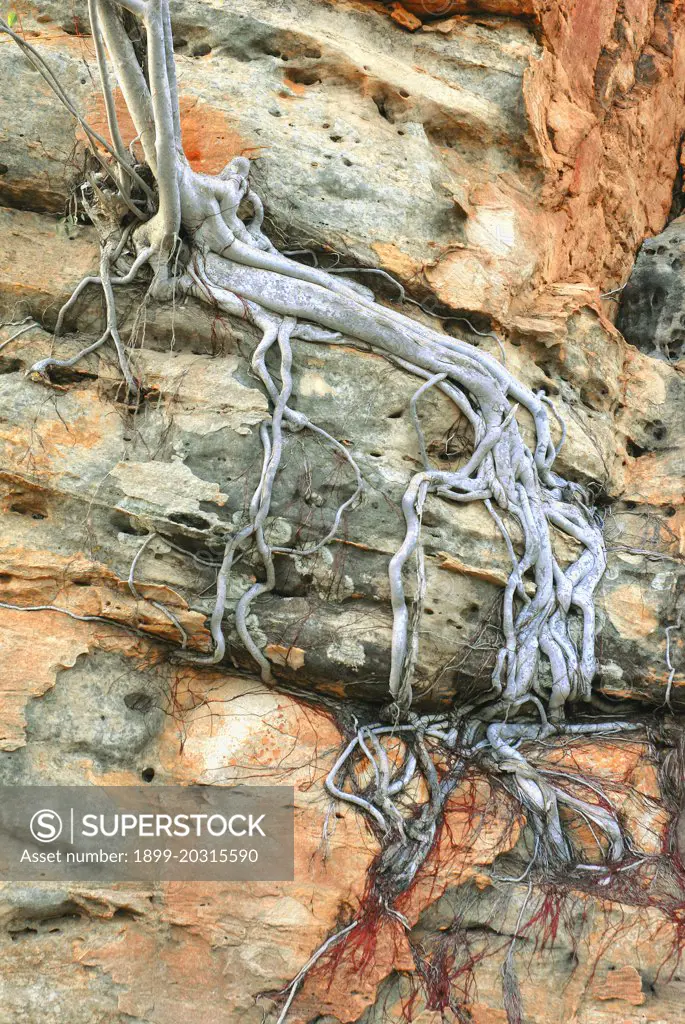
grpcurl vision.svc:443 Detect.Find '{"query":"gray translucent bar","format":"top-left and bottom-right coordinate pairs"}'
top-left (0, 786), bottom-right (294, 881)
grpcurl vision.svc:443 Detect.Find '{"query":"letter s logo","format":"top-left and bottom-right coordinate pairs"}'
top-left (30, 809), bottom-right (63, 843)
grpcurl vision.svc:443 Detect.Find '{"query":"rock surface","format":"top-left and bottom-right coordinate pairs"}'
top-left (617, 212), bottom-right (685, 361)
top-left (0, 1), bottom-right (683, 1023)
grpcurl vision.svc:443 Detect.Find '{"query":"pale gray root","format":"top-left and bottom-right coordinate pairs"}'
top-left (485, 719), bottom-right (640, 865)
top-left (0, 16), bottom-right (153, 219)
top-left (500, 879), bottom-right (531, 1024)
top-left (272, 921), bottom-right (358, 1024)
top-left (15, 0), bottom-right (605, 727)
top-left (0, 319), bottom-right (41, 354)
top-left (326, 714), bottom-right (456, 895)
top-left (88, 0), bottom-right (129, 197)
top-left (325, 714), bottom-right (641, 900)
top-left (0, 599), bottom-right (161, 641)
top-left (128, 533), bottom-right (188, 648)
top-left (664, 612), bottom-right (682, 708)
top-left (197, 246), bottom-right (603, 719)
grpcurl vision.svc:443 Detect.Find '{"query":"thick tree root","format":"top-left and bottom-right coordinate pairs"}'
top-left (326, 715), bottom-right (640, 893)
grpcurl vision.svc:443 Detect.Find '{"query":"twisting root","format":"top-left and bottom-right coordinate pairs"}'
top-left (325, 715), bottom-right (639, 894)
top-left (128, 533), bottom-right (188, 648)
top-left (3, 6), bottom-right (657, 1020)
top-left (665, 613), bottom-right (683, 708)
top-left (0, 5), bottom-right (609, 719)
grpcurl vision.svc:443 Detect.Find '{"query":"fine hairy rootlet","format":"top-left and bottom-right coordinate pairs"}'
top-left (1, 4), bottom-right (681, 1022)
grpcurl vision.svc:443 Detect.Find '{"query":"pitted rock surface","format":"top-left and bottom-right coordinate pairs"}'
top-left (617, 213), bottom-right (685, 362)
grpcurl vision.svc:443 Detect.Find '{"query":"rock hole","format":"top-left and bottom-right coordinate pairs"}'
top-left (110, 512), bottom-right (139, 534)
top-left (125, 692), bottom-right (155, 713)
top-left (192, 43), bottom-right (212, 57)
top-left (533, 377), bottom-right (559, 396)
top-left (112, 907), bottom-right (139, 920)
top-left (666, 338), bottom-right (684, 361)
top-left (649, 286), bottom-right (665, 309)
top-left (48, 365), bottom-right (97, 385)
top-left (373, 95), bottom-right (392, 122)
top-left (0, 358), bottom-right (23, 374)
top-left (141, 767), bottom-right (155, 783)
top-left (9, 497), bottom-right (48, 519)
top-left (626, 439), bottom-right (647, 458)
top-left (167, 511), bottom-right (211, 531)
top-left (288, 67), bottom-right (322, 86)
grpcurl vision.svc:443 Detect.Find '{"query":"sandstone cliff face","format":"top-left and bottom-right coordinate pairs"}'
top-left (0, 2), bottom-right (683, 1023)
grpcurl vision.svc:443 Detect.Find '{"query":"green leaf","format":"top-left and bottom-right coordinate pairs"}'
top-left (7, 11), bottom-right (17, 27)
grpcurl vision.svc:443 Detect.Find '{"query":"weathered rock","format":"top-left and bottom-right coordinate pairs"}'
top-left (0, 203), bottom-right (681, 711)
top-left (616, 213), bottom-right (685, 361)
top-left (0, 2), bottom-right (683, 1023)
top-left (5, 0), bottom-right (685, 327)
top-left (0, 638), bottom-right (522, 1023)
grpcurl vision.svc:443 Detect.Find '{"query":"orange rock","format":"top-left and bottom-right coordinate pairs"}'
top-left (593, 964), bottom-right (646, 1005)
top-left (388, 2), bottom-right (422, 31)
top-left (470, 1005), bottom-right (508, 1024)
top-left (178, 96), bottom-right (264, 172)
top-left (0, 542), bottom-right (210, 654)
top-left (604, 583), bottom-right (660, 642)
top-left (400, 1), bottom-right (536, 17)
top-left (0, 604), bottom-right (89, 750)
top-left (0, 207), bottom-right (98, 317)
top-left (265, 642), bottom-right (306, 670)
top-left (82, 92), bottom-right (260, 174)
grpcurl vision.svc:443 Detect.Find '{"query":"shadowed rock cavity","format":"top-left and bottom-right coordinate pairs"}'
top-left (617, 215), bottom-right (685, 363)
